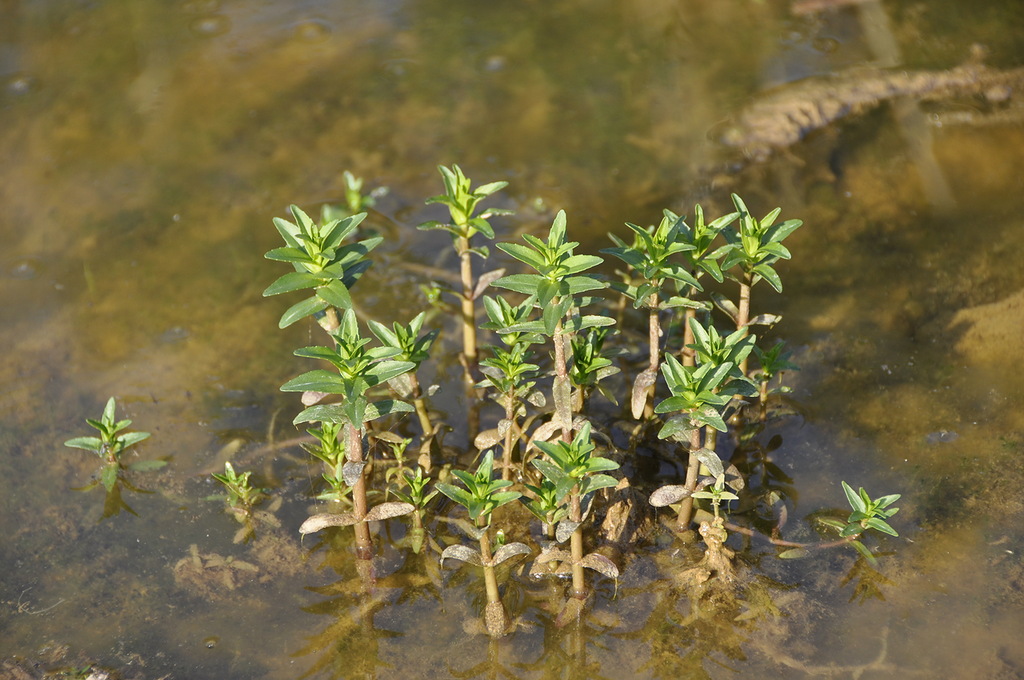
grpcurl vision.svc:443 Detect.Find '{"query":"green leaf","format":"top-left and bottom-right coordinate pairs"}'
top-left (752, 264), bottom-right (783, 293)
top-left (363, 399), bottom-right (415, 422)
top-left (263, 271), bottom-right (322, 297)
top-left (842, 481), bottom-right (867, 514)
top-left (851, 540), bottom-right (877, 565)
top-left (64, 436), bottom-right (102, 452)
top-left (118, 432), bottom-right (151, 448)
top-left (492, 273), bottom-right (545, 296)
top-left (497, 242), bottom-right (546, 271)
top-left (864, 517), bottom-right (899, 537)
top-left (101, 464), bottom-right (119, 492)
top-left (127, 459), bottom-right (167, 472)
top-left (279, 296), bottom-right (329, 328)
top-left (281, 370), bottom-right (347, 394)
top-left (316, 280), bottom-right (354, 309)
top-left (475, 180), bottom-right (508, 197)
top-left (263, 246), bottom-right (310, 264)
top-left (293, 403), bottom-right (348, 425)
top-left (366, 360), bottom-right (416, 386)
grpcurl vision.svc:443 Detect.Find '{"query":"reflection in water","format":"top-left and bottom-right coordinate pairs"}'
top-left (1, 0), bottom-right (1024, 678)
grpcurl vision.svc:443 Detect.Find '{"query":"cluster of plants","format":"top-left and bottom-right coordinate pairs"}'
top-left (62, 165), bottom-right (902, 638)
top-left (252, 166), bottom-right (901, 635)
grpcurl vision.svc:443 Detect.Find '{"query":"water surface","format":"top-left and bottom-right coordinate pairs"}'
top-left (2, 0), bottom-right (1023, 678)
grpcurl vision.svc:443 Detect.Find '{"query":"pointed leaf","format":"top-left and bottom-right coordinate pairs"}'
top-left (440, 544), bottom-right (483, 567)
top-left (299, 512), bottom-right (359, 533)
top-left (279, 296), bottom-right (329, 328)
top-left (263, 271), bottom-right (323, 296)
top-left (649, 485), bottom-right (690, 507)
top-left (692, 448), bottom-right (724, 478)
top-left (365, 501), bottom-right (415, 522)
top-left (316, 280), bottom-right (354, 309)
top-left (578, 553), bottom-right (619, 579)
top-left (489, 542), bottom-right (532, 567)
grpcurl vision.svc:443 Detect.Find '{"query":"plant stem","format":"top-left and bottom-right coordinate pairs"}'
top-left (644, 293), bottom-right (660, 418)
top-left (458, 235), bottom-right (478, 380)
top-left (553, 317), bottom-right (571, 443)
top-left (406, 371), bottom-right (434, 442)
top-left (738, 272), bottom-right (752, 375)
top-left (477, 521), bottom-right (509, 636)
top-left (569, 491), bottom-right (587, 599)
top-left (759, 377), bottom-right (769, 423)
top-left (722, 519), bottom-right (859, 551)
top-left (677, 424), bottom-right (703, 529)
top-left (346, 422), bottom-right (374, 560)
top-left (478, 529), bottom-right (501, 605)
top-left (501, 398), bottom-right (516, 481)
top-left (682, 303), bottom-right (697, 367)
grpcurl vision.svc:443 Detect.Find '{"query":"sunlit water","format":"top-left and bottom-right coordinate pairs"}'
top-left (2, 0), bottom-right (1023, 678)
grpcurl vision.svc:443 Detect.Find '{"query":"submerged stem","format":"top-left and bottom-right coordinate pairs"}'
top-left (677, 424), bottom-right (703, 529)
top-left (346, 423), bottom-right (373, 560)
top-left (569, 491), bottom-right (587, 599)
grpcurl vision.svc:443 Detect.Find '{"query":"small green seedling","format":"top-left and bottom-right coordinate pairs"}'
top-left (691, 474), bottom-right (740, 519)
top-left (419, 164), bottom-right (511, 375)
top-left (64, 397), bottom-right (160, 493)
top-left (211, 461), bottom-right (265, 515)
top-left (818, 481), bottom-right (901, 564)
top-left (390, 466), bottom-right (438, 554)
top-left (368, 311), bottom-right (439, 439)
top-left (493, 210), bottom-right (612, 441)
top-left (304, 421), bottom-right (351, 504)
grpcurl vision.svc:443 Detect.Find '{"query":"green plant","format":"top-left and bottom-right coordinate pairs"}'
top-left (719, 194), bottom-right (802, 374)
top-left (602, 212), bottom-right (703, 417)
top-left (437, 451), bottom-right (528, 637)
top-left (263, 204), bottom-right (380, 331)
top-left (818, 482), bottom-right (901, 564)
top-left (691, 473), bottom-right (740, 519)
top-left (390, 466), bottom-right (438, 554)
top-left (64, 397), bottom-right (159, 493)
top-left (418, 164), bottom-right (512, 377)
top-left (567, 326), bottom-right (622, 411)
top-left (212, 461), bottom-right (265, 514)
top-left (530, 422), bottom-right (620, 602)
top-left (368, 311), bottom-right (440, 441)
top-left (493, 210), bottom-right (612, 442)
top-left (751, 340), bottom-right (799, 421)
top-left (653, 351), bottom-right (735, 528)
top-left (475, 341), bottom-right (543, 480)
top-left (285, 309), bottom-right (416, 559)
top-left (303, 421), bottom-right (352, 504)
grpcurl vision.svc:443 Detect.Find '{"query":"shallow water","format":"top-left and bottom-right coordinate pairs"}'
top-left (2, 0), bottom-right (1024, 678)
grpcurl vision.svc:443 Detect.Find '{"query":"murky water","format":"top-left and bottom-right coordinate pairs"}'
top-left (2, 0), bottom-right (1023, 678)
